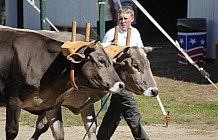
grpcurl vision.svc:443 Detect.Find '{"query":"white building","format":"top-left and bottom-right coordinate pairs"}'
top-left (6, 0), bottom-right (97, 30)
top-left (188, 0), bottom-right (218, 59)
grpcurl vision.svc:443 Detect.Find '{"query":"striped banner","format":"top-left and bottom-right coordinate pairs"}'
top-left (177, 32), bottom-right (207, 64)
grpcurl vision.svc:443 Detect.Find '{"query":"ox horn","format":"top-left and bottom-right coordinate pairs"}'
top-left (87, 40), bottom-right (100, 50)
top-left (143, 46), bottom-right (162, 53)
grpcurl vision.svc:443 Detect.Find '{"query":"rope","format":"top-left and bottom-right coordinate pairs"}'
top-left (27, 0), bottom-right (100, 38)
top-left (116, 0), bottom-right (122, 9)
top-left (132, 0), bottom-right (218, 91)
top-left (26, 0), bottom-right (59, 32)
top-left (82, 93), bottom-right (112, 140)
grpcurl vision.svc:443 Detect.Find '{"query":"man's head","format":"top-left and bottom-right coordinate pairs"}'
top-left (118, 6), bottom-right (135, 31)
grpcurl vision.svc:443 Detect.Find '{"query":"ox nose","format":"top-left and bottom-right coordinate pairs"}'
top-left (119, 82), bottom-right (125, 89)
top-left (143, 87), bottom-right (158, 97)
top-left (151, 88), bottom-right (158, 97)
top-left (109, 82), bottom-right (125, 93)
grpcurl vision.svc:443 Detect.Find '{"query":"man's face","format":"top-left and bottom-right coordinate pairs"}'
top-left (118, 13), bottom-right (134, 31)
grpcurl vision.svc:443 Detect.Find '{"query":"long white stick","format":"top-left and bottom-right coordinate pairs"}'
top-left (116, 0), bottom-right (122, 9)
top-left (156, 95), bottom-right (167, 116)
top-left (132, 0), bottom-right (218, 90)
top-left (26, 0), bottom-right (59, 32)
top-left (132, 0), bottom-right (192, 62)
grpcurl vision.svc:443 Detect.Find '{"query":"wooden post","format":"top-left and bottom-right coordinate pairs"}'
top-left (85, 22), bottom-right (90, 42)
top-left (17, 0), bottom-right (23, 28)
top-left (99, 0), bottom-right (105, 42)
top-left (99, 0), bottom-right (107, 111)
top-left (40, 0), bottom-right (46, 30)
top-left (114, 26), bottom-right (119, 45)
top-left (126, 28), bottom-right (131, 46)
top-left (72, 21), bottom-right (77, 42)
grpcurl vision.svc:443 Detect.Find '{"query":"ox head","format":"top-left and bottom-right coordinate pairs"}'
top-left (61, 41), bottom-right (125, 93)
top-left (113, 47), bottom-right (158, 97)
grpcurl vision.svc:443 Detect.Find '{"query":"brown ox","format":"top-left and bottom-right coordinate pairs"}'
top-left (0, 25), bottom-right (124, 140)
top-left (30, 45), bottom-right (158, 140)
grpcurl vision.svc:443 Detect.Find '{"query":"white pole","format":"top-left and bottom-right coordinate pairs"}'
top-left (26, 0), bottom-right (59, 32)
top-left (116, 0), bottom-right (122, 9)
top-left (156, 95), bottom-right (167, 116)
top-left (132, 0), bottom-right (218, 91)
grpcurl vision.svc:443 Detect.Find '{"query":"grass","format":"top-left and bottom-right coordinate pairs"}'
top-left (19, 76), bottom-right (218, 130)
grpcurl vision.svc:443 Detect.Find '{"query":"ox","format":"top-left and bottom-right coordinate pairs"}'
top-left (30, 45), bottom-right (158, 140)
top-left (0, 26), bottom-right (125, 140)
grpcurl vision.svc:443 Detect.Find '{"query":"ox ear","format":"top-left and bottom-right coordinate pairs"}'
top-left (67, 53), bottom-right (85, 63)
top-left (123, 47), bottom-right (131, 55)
top-left (112, 58), bottom-right (125, 69)
top-left (113, 47), bottom-right (131, 68)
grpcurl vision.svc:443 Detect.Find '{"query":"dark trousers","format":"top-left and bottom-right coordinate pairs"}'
top-left (97, 90), bottom-right (150, 140)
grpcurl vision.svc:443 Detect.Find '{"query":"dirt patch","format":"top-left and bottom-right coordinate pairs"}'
top-left (0, 106), bottom-right (218, 140)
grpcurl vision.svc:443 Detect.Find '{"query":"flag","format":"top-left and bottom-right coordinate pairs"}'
top-left (177, 32), bottom-right (207, 64)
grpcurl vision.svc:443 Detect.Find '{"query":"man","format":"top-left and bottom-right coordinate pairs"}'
top-left (97, 6), bottom-right (150, 140)
top-left (113, 0), bottom-right (138, 27)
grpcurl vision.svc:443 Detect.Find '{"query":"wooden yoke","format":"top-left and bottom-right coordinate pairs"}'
top-left (62, 22), bottom-right (90, 56)
top-left (104, 27), bottom-right (131, 59)
top-left (61, 21), bottom-right (91, 90)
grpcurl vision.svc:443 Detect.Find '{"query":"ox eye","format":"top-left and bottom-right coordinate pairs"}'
top-left (133, 64), bottom-right (139, 70)
top-left (99, 59), bottom-right (106, 64)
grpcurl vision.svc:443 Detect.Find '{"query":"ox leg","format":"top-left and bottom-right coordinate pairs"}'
top-left (81, 104), bottom-right (97, 140)
top-left (46, 107), bottom-right (64, 140)
top-left (30, 113), bottom-right (49, 140)
top-left (5, 96), bottom-right (22, 140)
